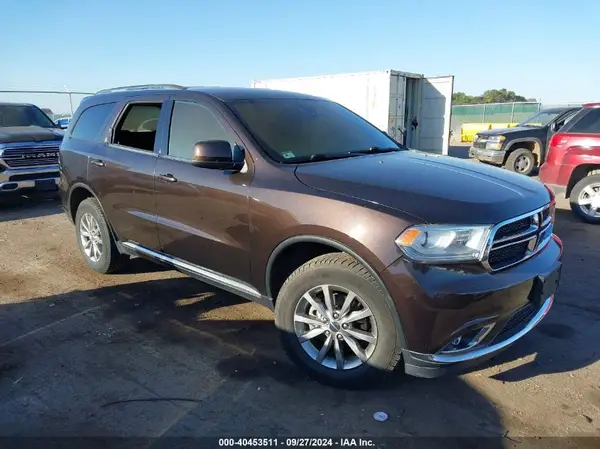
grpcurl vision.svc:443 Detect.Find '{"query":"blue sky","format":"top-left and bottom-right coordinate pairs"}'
top-left (2, 0), bottom-right (598, 112)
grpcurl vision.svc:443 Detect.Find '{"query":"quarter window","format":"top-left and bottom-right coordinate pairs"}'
top-left (568, 108), bottom-right (600, 134)
top-left (167, 101), bottom-right (234, 160)
top-left (71, 103), bottom-right (116, 141)
top-left (113, 103), bottom-right (162, 152)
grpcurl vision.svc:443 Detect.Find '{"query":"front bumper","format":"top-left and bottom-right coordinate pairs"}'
top-left (381, 234), bottom-right (563, 378)
top-left (469, 146), bottom-right (506, 165)
top-left (403, 295), bottom-right (553, 378)
top-left (0, 165), bottom-right (60, 194)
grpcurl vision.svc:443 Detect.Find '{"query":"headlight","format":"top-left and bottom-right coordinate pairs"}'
top-left (485, 135), bottom-right (505, 150)
top-left (395, 225), bottom-right (492, 263)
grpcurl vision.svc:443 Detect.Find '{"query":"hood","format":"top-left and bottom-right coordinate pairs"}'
top-left (477, 126), bottom-right (539, 137)
top-left (0, 126), bottom-right (64, 144)
top-left (294, 151), bottom-right (550, 225)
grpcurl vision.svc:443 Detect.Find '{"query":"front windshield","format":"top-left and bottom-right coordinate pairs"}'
top-left (0, 105), bottom-right (57, 128)
top-left (518, 110), bottom-right (563, 127)
top-left (227, 98), bottom-right (403, 163)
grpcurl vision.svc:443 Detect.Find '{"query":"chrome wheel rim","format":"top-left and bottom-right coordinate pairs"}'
top-left (515, 155), bottom-right (531, 173)
top-left (577, 182), bottom-right (600, 217)
top-left (293, 284), bottom-right (378, 370)
top-left (79, 213), bottom-right (103, 262)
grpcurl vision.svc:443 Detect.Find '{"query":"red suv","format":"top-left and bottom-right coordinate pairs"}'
top-left (539, 103), bottom-right (600, 224)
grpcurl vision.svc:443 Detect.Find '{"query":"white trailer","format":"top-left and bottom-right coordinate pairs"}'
top-left (251, 70), bottom-right (454, 155)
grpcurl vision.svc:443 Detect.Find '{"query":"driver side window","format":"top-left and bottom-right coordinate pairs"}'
top-left (167, 101), bottom-right (235, 161)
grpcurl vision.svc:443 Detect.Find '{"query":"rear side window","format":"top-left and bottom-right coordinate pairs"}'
top-left (567, 108), bottom-right (600, 134)
top-left (113, 103), bottom-right (162, 152)
top-left (167, 101), bottom-right (234, 160)
top-left (70, 103), bottom-right (115, 141)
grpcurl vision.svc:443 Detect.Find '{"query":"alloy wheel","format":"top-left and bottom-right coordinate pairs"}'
top-left (79, 212), bottom-right (103, 262)
top-left (577, 182), bottom-right (600, 218)
top-left (293, 284), bottom-right (378, 370)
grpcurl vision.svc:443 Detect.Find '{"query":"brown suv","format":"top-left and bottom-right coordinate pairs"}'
top-left (59, 85), bottom-right (563, 388)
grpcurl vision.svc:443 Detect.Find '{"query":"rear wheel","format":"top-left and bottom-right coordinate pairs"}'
top-left (274, 253), bottom-right (403, 389)
top-left (75, 198), bottom-right (129, 273)
top-left (505, 148), bottom-right (536, 176)
top-left (569, 174), bottom-right (600, 224)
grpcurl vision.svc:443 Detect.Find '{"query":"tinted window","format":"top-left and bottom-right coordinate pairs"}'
top-left (227, 98), bottom-right (401, 163)
top-left (554, 109), bottom-right (579, 130)
top-left (518, 110), bottom-right (563, 127)
top-left (168, 101), bottom-right (234, 160)
top-left (71, 103), bottom-right (116, 141)
top-left (0, 104), bottom-right (57, 128)
top-left (113, 103), bottom-right (162, 152)
top-left (567, 108), bottom-right (600, 134)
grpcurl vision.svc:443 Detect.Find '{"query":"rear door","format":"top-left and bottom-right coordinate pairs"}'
top-left (87, 95), bottom-right (169, 250)
top-left (544, 108), bottom-right (580, 162)
top-left (153, 95), bottom-right (253, 283)
top-left (418, 75), bottom-right (454, 155)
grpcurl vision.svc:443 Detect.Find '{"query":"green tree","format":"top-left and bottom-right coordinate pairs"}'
top-left (453, 89), bottom-right (536, 105)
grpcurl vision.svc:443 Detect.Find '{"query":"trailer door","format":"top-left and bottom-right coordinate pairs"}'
top-left (418, 75), bottom-right (454, 155)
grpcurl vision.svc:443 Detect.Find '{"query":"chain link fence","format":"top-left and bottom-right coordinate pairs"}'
top-left (0, 90), bottom-right (94, 121)
top-left (450, 101), bottom-right (583, 133)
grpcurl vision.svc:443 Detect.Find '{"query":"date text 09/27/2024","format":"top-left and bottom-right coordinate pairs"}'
top-left (218, 438), bottom-right (375, 447)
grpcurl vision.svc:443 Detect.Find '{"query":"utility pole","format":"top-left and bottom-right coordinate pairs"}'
top-left (64, 85), bottom-right (74, 116)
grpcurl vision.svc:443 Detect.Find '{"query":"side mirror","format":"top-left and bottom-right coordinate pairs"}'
top-left (550, 122), bottom-right (560, 132)
top-left (191, 140), bottom-right (245, 172)
top-left (56, 119), bottom-right (69, 129)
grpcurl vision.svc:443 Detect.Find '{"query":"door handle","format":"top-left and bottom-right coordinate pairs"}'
top-left (158, 173), bottom-right (177, 183)
top-left (90, 158), bottom-right (105, 167)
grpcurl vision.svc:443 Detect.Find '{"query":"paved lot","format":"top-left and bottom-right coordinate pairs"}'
top-left (0, 192), bottom-right (599, 442)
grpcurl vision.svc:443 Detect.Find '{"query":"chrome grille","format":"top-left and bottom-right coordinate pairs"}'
top-left (485, 205), bottom-right (553, 271)
top-left (0, 146), bottom-right (60, 168)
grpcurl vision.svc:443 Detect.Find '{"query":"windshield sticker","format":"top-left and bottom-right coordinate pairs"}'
top-left (281, 151), bottom-right (295, 159)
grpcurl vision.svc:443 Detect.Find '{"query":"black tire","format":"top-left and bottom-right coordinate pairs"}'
top-left (274, 252), bottom-right (403, 389)
top-left (505, 148), bottom-right (536, 176)
top-left (75, 197), bottom-right (128, 273)
top-left (569, 174), bottom-right (600, 224)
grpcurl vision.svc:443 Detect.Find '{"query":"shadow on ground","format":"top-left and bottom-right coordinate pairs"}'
top-left (0, 194), bottom-right (61, 223)
top-left (0, 274), bottom-right (507, 442)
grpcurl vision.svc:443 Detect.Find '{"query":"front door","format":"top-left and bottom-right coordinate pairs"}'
top-left (154, 97), bottom-right (252, 283)
top-left (87, 96), bottom-right (169, 250)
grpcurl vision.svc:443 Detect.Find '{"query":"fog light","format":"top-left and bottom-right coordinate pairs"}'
top-left (440, 324), bottom-right (495, 354)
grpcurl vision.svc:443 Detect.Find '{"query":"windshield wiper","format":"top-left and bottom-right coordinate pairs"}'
top-left (350, 146), bottom-right (401, 155)
top-left (288, 152), bottom-right (360, 163)
top-left (307, 152), bottom-right (362, 162)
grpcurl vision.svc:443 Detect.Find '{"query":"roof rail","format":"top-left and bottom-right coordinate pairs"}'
top-left (95, 84), bottom-right (186, 95)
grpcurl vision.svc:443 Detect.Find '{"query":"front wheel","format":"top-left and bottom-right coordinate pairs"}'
top-left (505, 148), bottom-right (536, 176)
top-left (569, 174), bottom-right (600, 224)
top-left (274, 253), bottom-right (403, 389)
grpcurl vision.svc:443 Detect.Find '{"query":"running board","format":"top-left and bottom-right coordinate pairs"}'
top-left (121, 241), bottom-right (268, 305)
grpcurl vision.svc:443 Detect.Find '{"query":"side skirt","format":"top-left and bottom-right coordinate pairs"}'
top-left (120, 241), bottom-right (274, 310)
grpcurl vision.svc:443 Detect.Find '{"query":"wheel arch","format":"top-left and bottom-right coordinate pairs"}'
top-left (567, 165), bottom-right (600, 198)
top-left (265, 235), bottom-right (408, 350)
top-left (504, 138), bottom-right (542, 163)
top-left (68, 183), bottom-right (120, 242)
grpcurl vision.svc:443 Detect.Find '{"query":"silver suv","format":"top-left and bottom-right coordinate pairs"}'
top-left (0, 102), bottom-right (64, 196)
